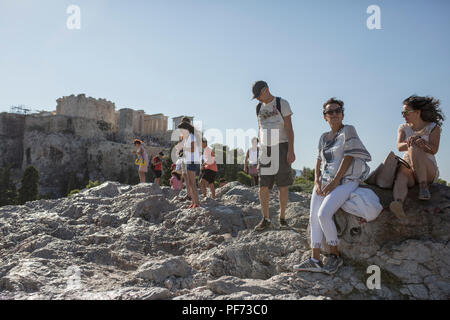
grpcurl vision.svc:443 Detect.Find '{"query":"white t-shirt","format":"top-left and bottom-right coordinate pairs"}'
top-left (248, 148), bottom-right (259, 165)
top-left (184, 133), bottom-right (201, 164)
top-left (175, 158), bottom-right (184, 171)
top-left (258, 97), bottom-right (293, 146)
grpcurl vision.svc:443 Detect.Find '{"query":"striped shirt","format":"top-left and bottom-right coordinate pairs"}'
top-left (317, 125), bottom-right (371, 184)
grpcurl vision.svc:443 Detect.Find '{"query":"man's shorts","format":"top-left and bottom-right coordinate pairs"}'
top-left (154, 170), bottom-right (162, 178)
top-left (186, 163), bottom-right (200, 174)
top-left (258, 142), bottom-right (293, 189)
top-left (201, 169), bottom-right (216, 184)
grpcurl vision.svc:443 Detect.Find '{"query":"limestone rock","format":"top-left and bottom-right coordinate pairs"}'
top-left (135, 257), bottom-right (193, 283)
top-left (0, 181), bottom-right (448, 300)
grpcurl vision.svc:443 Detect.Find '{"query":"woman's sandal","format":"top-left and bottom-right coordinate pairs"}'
top-left (389, 200), bottom-right (407, 219)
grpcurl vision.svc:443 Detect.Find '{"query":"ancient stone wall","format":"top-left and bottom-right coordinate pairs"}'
top-left (56, 94), bottom-right (116, 126)
top-left (55, 94), bottom-right (169, 138)
top-left (0, 113), bottom-right (26, 169)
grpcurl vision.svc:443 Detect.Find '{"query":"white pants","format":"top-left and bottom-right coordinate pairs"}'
top-left (310, 181), bottom-right (359, 249)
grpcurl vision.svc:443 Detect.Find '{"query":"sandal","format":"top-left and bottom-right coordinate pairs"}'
top-left (389, 200), bottom-right (407, 219)
top-left (418, 184), bottom-right (431, 201)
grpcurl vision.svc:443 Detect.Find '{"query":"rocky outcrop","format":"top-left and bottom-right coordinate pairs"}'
top-left (0, 112), bottom-right (167, 197)
top-left (0, 181), bottom-right (448, 300)
top-left (318, 184), bottom-right (450, 300)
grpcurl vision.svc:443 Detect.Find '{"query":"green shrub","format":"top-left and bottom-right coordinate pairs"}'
top-left (18, 166), bottom-right (40, 205)
top-left (68, 189), bottom-right (80, 197)
top-left (291, 177), bottom-right (314, 194)
top-left (237, 171), bottom-right (252, 186)
top-left (0, 166), bottom-right (18, 206)
top-left (288, 185), bottom-right (303, 192)
top-left (86, 180), bottom-right (100, 189)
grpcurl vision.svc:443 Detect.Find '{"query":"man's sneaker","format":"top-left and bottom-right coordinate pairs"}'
top-left (323, 254), bottom-right (343, 275)
top-left (293, 258), bottom-right (324, 273)
top-left (254, 218), bottom-right (271, 231)
top-left (279, 218), bottom-right (288, 227)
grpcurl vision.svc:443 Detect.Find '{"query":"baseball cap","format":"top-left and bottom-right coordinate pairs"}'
top-left (252, 80), bottom-right (268, 99)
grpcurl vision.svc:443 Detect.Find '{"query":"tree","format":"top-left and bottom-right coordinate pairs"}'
top-left (18, 166), bottom-right (40, 205)
top-left (436, 178), bottom-right (447, 186)
top-left (301, 167), bottom-right (315, 182)
top-left (0, 166), bottom-right (17, 206)
top-left (161, 144), bottom-right (175, 186)
top-left (237, 171), bottom-right (252, 186)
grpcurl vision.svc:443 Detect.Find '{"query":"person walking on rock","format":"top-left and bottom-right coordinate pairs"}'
top-left (252, 81), bottom-right (296, 231)
top-left (390, 95), bottom-right (444, 219)
top-left (178, 121), bottom-right (202, 209)
top-left (132, 139), bottom-right (149, 183)
top-left (152, 152), bottom-right (164, 185)
top-left (244, 137), bottom-right (260, 186)
top-left (200, 138), bottom-right (218, 199)
top-left (293, 98), bottom-right (371, 275)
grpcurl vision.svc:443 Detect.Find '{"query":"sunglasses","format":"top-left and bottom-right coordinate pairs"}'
top-left (323, 107), bottom-right (343, 115)
top-left (401, 110), bottom-right (416, 116)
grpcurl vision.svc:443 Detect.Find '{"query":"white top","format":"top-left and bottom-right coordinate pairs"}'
top-left (175, 158), bottom-right (184, 171)
top-left (248, 148), bottom-right (258, 165)
top-left (258, 97), bottom-right (293, 146)
top-left (317, 125), bottom-right (371, 185)
top-left (399, 122), bottom-right (439, 179)
top-left (184, 133), bottom-right (201, 164)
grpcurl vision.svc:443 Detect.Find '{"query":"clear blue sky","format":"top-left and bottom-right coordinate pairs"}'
top-left (1, 0), bottom-right (449, 181)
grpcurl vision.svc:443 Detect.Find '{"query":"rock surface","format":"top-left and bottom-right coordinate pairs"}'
top-left (0, 181), bottom-right (449, 300)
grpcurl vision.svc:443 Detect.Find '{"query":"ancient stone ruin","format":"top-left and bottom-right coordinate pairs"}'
top-left (0, 94), bottom-right (188, 197)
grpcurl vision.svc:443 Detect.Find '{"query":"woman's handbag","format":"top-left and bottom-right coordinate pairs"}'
top-left (365, 151), bottom-right (411, 189)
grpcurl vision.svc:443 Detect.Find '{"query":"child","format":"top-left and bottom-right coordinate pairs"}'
top-left (152, 152), bottom-right (164, 185)
top-left (200, 138), bottom-right (218, 199)
top-left (170, 171), bottom-right (183, 192)
top-left (219, 178), bottom-right (227, 188)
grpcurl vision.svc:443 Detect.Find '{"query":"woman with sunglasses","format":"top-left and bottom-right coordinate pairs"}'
top-left (390, 96), bottom-right (444, 218)
top-left (294, 98), bottom-right (371, 275)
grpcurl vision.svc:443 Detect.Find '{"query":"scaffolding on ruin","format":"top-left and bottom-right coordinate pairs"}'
top-left (9, 105), bottom-right (48, 115)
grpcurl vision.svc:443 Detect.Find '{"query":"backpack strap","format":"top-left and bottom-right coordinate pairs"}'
top-left (257, 98), bottom-right (282, 116)
top-left (256, 102), bottom-right (262, 116)
top-left (275, 97), bottom-right (282, 115)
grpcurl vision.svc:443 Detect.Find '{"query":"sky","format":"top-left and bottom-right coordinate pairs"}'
top-left (1, 0), bottom-right (449, 181)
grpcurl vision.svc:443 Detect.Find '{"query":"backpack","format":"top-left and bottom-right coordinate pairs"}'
top-left (256, 97), bottom-right (282, 117)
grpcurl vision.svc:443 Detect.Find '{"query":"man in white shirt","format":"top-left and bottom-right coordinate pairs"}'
top-left (252, 81), bottom-right (296, 231)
